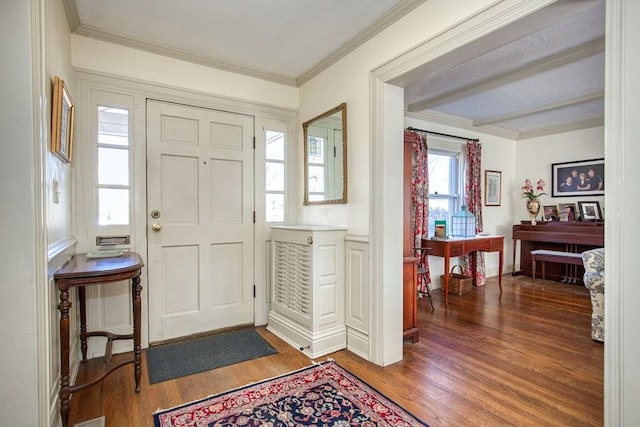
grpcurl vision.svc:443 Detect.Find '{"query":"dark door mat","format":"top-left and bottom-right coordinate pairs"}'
top-left (146, 328), bottom-right (277, 384)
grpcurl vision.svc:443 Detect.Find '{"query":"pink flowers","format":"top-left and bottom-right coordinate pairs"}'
top-left (522, 178), bottom-right (547, 201)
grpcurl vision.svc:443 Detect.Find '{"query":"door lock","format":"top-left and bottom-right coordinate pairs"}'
top-left (151, 210), bottom-right (161, 219)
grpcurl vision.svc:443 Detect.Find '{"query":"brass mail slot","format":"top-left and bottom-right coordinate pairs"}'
top-left (96, 235), bottom-right (130, 246)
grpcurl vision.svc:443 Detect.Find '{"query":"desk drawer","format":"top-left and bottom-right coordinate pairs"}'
top-left (491, 238), bottom-right (504, 252)
top-left (464, 240), bottom-right (490, 252)
top-left (449, 244), bottom-right (464, 256)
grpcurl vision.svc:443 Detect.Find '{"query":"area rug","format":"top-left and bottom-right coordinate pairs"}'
top-left (153, 360), bottom-right (427, 426)
top-left (146, 328), bottom-right (277, 385)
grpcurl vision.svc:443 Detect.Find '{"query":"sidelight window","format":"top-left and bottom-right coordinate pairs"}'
top-left (97, 106), bottom-right (130, 225)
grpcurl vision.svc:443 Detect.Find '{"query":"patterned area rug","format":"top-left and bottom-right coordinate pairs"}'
top-left (153, 360), bottom-right (427, 426)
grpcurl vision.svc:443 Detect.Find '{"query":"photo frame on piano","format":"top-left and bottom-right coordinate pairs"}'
top-left (543, 205), bottom-right (559, 221)
top-left (558, 203), bottom-right (577, 222)
top-left (578, 201), bottom-right (602, 221)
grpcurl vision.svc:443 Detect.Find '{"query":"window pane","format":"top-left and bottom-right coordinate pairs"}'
top-left (266, 130), bottom-right (284, 160)
top-left (98, 107), bottom-right (129, 147)
top-left (428, 198), bottom-right (452, 237)
top-left (98, 147), bottom-right (129, 185)
top-left (266, 193), bottom-right (284, 222)
top-left (99, 188), bottom-right (130, 225)
top-left (266, 162), bottom-right (284, 191)
top-left (428, 153), bottom-right (452, 194)
top-left (308, 165), bottom-right (325, 193)
top-left (308, 137), bottom-right (325, 164)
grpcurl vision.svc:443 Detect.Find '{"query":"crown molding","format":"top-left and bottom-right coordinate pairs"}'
top-left (62, 0), bottom-right (80, 31)
top-left (72, 24), bottom-right (299, 87)
top-left (405, 110), bottom-right (520, 140)
top-left (296, 0), bottom-right (427, 85)
top-left (65, 0), bottom-right (426, 88)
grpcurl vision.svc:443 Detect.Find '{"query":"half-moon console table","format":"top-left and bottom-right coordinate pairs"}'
top-left (54, 252), bottom-right (144, 427)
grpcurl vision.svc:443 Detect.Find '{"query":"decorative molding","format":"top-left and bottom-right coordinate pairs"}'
top-left (345, 234), bottom-right (370, 243)
top-left (473, 91), bottom-right (605, 127)
top-left (47, 237), bottom-right (77, 263)
top-left (72, 24), bottom-right (298, 87)
top-left (29, 0), bottom-right (51, 426)
top-left (296, 0), bottom-right (427, 85)
top-left (603, 0), bottom-right (622, 425)
top-left (74, 70), bottom-right (297, 121)
top-left (405, 110), bottom-right (520, 140)
top-left (62, 0), bottom-right (80, 32)
top-left (65, 1), bottom-right (426, 88)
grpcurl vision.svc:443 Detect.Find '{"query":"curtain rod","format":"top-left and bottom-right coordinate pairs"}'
top-left (406, 126), bottom-right (479, 142)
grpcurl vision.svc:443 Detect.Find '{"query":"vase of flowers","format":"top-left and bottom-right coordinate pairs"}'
top-left (522, 178), bottom-right (547, 225)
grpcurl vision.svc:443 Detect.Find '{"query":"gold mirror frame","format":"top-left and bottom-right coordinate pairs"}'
top-left (303, 103), bottom-right (347, 205)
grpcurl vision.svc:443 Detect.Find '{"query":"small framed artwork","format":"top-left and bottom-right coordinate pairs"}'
top-left (558, 203), bottom-right (577, 222)
top-left (484, 170), bottom-right (502, 206)
top-left (551, 158), bottom-right (604, 197)
top-left (578, 201), bottom-right (602, 221)
top-left (51, 76), bottom-right (75, 163)
top-left (543, 205), bottom-right (559, 221)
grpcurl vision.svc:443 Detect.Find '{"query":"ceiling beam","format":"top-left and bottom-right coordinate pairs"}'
top-left (407, 36), bottom-right (605, 112)
top-left (472, 90), bottom-right (604, 126)
top-left (517, 117), bottom-right (604, 140)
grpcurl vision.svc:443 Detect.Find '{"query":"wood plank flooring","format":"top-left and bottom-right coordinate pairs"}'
top-left (68, 275), bottom-right (603, 426)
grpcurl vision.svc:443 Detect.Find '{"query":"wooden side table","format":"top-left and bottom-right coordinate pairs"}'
top-left (421, 236), bottom-right (504, 304)
top-left (54, 252), bottom-right (144, 427)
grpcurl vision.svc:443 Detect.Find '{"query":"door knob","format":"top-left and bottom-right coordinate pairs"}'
top-left (152, 223), bottom-right (162, 232)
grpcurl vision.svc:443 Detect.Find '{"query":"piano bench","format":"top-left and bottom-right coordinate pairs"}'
top-left (531, 249), bottom-right (584, 283)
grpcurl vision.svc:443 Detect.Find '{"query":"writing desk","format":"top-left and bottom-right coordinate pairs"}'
top-left (421, 236), bottom-right (504, 304)
top-left (54, 252), bottom-right (144, 427)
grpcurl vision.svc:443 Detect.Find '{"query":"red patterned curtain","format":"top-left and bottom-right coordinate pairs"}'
top-left (407, 132), bottom-right (431, 292)
top-left (463, 140), bottom-right (486, 286)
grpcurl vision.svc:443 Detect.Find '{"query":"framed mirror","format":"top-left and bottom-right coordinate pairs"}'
top-left (303, 103), bottom-right (347, 205)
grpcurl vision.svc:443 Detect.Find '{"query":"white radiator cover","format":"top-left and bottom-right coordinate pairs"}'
top-left (267, 225), bottom-right (347, 358)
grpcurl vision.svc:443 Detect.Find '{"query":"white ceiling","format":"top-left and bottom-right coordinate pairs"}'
top-left (66, 0), bottom-right (605, 140)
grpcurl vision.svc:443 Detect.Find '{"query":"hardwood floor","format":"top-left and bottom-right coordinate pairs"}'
top-left (68, 275), bottom-right (603, 426)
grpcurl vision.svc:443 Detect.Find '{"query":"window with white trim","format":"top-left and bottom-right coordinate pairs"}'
top-left (265, 129), bottom-right (286, 222)
top-left (428, 148), bottom-right (462, 236)
top-left (97, 106), bottom-right (130, 225)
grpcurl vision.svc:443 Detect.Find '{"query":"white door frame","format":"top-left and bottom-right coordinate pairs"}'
top-left (74, 71), bottom-right (298, 349)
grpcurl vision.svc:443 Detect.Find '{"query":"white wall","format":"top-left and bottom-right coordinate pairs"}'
top-left (71, 36), bottom-right (299, 111)
top-left (298, 0), bottom-right (498, 235)
top-left (515, 126), bottom-right (604, 223)
top-left (46, 0), bottom-right (74, 247)
top-left (0, 1), bottom-right (41, 425)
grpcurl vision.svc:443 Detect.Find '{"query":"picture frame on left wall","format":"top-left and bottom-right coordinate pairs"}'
top-left (51, 76), bottom-right (75, 163)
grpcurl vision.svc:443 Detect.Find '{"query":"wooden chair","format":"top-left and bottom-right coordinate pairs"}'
top-left (414, 247), bottom-right (434, 310)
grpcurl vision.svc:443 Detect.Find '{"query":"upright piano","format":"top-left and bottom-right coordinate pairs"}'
top-left (512, 221), bottom-right (604, 284)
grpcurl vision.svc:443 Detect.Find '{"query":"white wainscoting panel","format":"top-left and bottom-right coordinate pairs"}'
top-left (345, 235), bottom-right (370, 360)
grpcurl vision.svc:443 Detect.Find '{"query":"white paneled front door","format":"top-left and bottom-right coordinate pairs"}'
top-left (147, 100), bottom-right (254, 342)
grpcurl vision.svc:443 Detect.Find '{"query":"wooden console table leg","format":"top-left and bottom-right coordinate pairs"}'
top-left (79, 286), bottom-right (88, 363)
top-left (132, 275), bottom-right (142, 392)
top-left (498, 249), bottom-right (503, 292)
top-left (58, 288), bottom-right (71, 427)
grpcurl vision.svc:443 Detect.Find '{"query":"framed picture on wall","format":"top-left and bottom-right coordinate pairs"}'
top-left (551, 158), bottom-right (604, 197)
top-left (51, 76), bottom-right (75, 163)
top-left (484, 170), bottom-right (502, 206)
